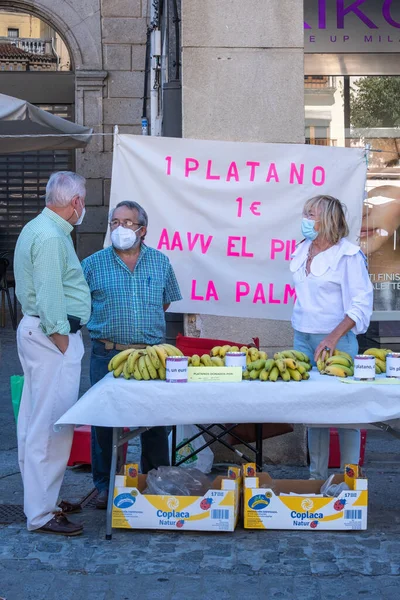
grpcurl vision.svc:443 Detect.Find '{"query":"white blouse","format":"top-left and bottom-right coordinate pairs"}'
top-left (290, 238), bottom-right (373, 335)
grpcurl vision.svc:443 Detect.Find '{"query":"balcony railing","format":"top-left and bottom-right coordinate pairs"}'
top-left (0, 37), bottom-right (52, 55)
top-left (304, 76), bottom-right (337, 90)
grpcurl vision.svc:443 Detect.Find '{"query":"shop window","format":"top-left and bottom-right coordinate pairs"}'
top-left (304, 75), bottom-right (400, 313)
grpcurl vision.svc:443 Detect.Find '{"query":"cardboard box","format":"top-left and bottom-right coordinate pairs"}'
top-left (243, 464), bottom-right (368, 531)
top-left (112, 465), bottom-right (241, 532)
top-left (188, 366), bottom-right (242, 382)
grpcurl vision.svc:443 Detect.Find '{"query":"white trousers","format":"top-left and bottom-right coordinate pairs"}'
top-left (17, 316), bottom-right (84, 530)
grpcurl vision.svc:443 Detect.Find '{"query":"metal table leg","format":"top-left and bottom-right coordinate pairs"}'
top-left (255, 423), bottom-right (263, 471)
top-left (105, 426), bottom-right (150, 540)
top-left (105, 426), bottom-right (120, 540)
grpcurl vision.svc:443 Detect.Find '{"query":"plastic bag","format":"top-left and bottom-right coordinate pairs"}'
top-left (168, 425), bottom-right (214, 474)
top-left (10, 375), bottom-right (24, 423)
top-left (143, 466), bottom-right (211, 496)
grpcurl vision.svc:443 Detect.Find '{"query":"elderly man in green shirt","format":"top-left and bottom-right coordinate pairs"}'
top-left (14, 171), bottom-right (91, 536)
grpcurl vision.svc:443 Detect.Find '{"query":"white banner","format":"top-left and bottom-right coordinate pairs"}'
top-left (109, 134), bottom-right (367, 320)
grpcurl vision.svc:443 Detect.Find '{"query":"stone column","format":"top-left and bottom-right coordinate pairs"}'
top-left (75, 70), bottom-right (110, 257)
top-left (181, 0), bottom-right (307, 465)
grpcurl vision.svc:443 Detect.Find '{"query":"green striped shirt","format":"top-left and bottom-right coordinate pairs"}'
top-left (14, 207), bottom-right (91, 335)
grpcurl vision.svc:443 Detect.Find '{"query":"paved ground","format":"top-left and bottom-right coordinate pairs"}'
top-left (1, 320), bottom-right (400, 599)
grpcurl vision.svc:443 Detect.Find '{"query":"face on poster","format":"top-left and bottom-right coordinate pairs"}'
top-left (109, 134), bottom-right (367, 320)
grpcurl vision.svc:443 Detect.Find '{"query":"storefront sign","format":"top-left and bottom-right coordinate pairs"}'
top-left (305, 0), bottom-right (400, 53)
top-left (109, 135), bottom-right (367, 320)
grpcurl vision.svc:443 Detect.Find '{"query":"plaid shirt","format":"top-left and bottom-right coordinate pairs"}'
top-left (82, 245), bottom-right (182, 345)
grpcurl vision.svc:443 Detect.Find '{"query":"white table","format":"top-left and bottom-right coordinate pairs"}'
top-left (56, 372), bottom-right (400, 539)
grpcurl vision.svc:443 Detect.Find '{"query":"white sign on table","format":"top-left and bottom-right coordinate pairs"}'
top-left (109, 134), bottom-right (367, 320)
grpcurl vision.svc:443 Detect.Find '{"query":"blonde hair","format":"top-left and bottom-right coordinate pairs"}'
top-left (303, 195), bottom-right (349, 244)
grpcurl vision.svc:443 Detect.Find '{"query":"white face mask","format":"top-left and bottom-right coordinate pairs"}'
top-left (111, 226), bottom-right (142, 250)
top-left (74, 200), bottom-right (86, 226)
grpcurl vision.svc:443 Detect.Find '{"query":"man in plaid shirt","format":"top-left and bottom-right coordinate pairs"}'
top-left (82, 200), bottom-right (182, 509)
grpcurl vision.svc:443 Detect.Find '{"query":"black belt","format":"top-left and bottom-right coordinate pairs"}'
top-left (32, 315), bottom-right (82, 334)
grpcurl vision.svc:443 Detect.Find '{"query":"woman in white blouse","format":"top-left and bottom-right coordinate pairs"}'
top-left (290, 195), bottom-right (373, 480)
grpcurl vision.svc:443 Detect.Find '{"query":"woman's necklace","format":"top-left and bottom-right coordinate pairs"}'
top-left (305, 242), bottom-right (316, 276)
top-left (305, 240), bottom-right (332, 275)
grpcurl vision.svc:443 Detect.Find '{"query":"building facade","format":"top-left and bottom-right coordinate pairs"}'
top-left (1, 0), bottom-right (399, 464)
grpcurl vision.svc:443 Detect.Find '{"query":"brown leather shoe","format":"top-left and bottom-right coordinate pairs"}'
top-left (95, 489), bottom-right (109, 510)
top-left (35, 512), bottom-right (83, 536)
top-left (58, 500), bottom-right (82, 514)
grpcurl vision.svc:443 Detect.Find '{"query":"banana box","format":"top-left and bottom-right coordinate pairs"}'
top-left (244, 464), bottom-right (367, 531)
top-left (112, 466), bottom-right (242, 532)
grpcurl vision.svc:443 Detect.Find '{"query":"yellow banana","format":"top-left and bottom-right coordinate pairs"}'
top-left (132, 363), bottom-right (143, 380)
top-left (158, 365), bottom-right (166, 380)
top-left (123, 360), bottom-right (131, 379)
top-left (108, 357), bottom-right (114, 372)
top-left (162, 344), bottom-right (184, 357)
top-left (298, 360), bottom-right (312, 372)
top-left (242, 369), bottom-right (250, 380)
top-left (246, 354), bottom-right (252, 366)
top-left (281, 350), bottom-right (296, 359)
top-left (240, 346), bottom-right (249, 354)
top-left (281, 370), bottom-right (291, 382)
top-left (288, 368), bottom-right (302, 381)
top-left (274, 352), bottom-right (284, 360)
top-left (201, 354), bottom-right (213, 367)
top-left (324, 365), bottom-right (347, 377)
top-left (111, 349), bottom-right (134, 371)
top-left (268, 366), bottom-right (279, 382)
top-left (317, 358), bottom-right (325, 372)
top-left (375, 358), bottom-right (386, 373)
top-left (211, 345), bottom-right (222, 357)
top-left (283, 358), bottom-right (297, 370)
top-left (276, 359), bottom-right (287, 374)
top-left (191, 354), bottom-right (201, 367)
top-left (296, 363), bottom-right (306, 375)
top-left (211, 356), bottom-right (224, 366)
top-left (258, 351), bottom-right (268, 360)
top-left (302, 371), bottom-right (310, 380)
top-left (325, 355), bottom-right (352, 368)
top-left (259, 369), bottom-right (269, 381)
top-left (144, 354), bottom-right (158, 379)
top-left (264, 359), bottom-right (275, 373)
top-left (248, 348), bottom-right (259, 361)
top-left (251, 358), bottom-right (266, 371)
top-left (219, 345), bottom-right (232, 358)
top-left (138, 355), bottom-right (150, 380)
top-left (113, 362), bottom-right (126, 378)
top-left (250, 368), bottom-right (263, 380)
top-left (230, 346), bottom-right (240, 352)
top-left (146, 346), bottom-right (160, 370)
top-left (333, 349), bottom-right (353, 362)
top-left (154, 345), bottom-right (168, 368)
top-left (292, 350), bottom-right (309, 363)
top-left (375, 365), bottom-right (382, 375)
top-left (363, 348), bottom-right (387, 362)
top-left (127, 349), bottom-right (144, 373)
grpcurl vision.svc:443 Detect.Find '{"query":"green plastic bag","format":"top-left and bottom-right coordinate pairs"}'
top-left (10, 375), bottom-right (24, 422)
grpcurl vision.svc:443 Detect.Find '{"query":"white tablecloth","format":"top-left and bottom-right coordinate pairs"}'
top-left (56, 372), bottom-right (400, 428)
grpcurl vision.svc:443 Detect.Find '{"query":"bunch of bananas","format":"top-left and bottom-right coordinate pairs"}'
top-left (363, 348), bottom-right (393, 374)
top-left (243, 350), bottom-right (311, 382)
top-left (189, 354), bottom-right (225, 367)
top-left (204, 345), bottom-right (268, 367)
top-left (108, 343), bottom-right (184, 380)
top-left (317, 350), bottom-right (354, 377)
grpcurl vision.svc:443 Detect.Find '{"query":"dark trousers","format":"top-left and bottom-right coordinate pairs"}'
top-left (90, 339), bottom-right (170, 492)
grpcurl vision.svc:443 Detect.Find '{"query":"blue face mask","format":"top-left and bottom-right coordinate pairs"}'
top-left (301, 218), bottom-right (319, 241)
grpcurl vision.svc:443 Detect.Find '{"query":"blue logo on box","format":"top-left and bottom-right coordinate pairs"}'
top-left (248, 494), bottom-right (270, 510)
top-left (114, 493), bottom-right (136, 509)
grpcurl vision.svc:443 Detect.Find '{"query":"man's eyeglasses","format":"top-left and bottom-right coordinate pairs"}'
top-left (109, 219), bottom-right (142, 229)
